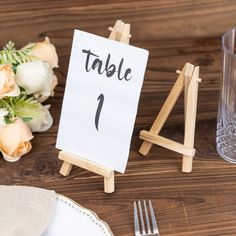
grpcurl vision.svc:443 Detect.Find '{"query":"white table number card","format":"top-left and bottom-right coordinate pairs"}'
top-left (56, 30), bottom-right (149, 173)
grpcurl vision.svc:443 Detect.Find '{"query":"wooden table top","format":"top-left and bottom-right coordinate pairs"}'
top-left (1, 0), bottom-right (236, 235)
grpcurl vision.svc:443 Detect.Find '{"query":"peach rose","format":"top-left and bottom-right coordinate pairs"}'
top-left (0, 118), bottom-right (33, 162)
top-left (0, 64), bottom-right (20, 99)
top-left (22, 37), bottom-right (58, 68)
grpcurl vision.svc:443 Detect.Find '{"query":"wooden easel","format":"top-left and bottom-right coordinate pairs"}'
top-left (58, 20), bottom-right (131, 193)
top-left (139, 63), bottom-right (201, 173)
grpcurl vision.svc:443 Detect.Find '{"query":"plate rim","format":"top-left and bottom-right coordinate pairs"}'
top-left (56, 194), bottom-right (114, 236)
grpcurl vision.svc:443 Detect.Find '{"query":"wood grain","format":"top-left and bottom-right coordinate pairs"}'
top-left (0, 0), bottom-right (236, 235)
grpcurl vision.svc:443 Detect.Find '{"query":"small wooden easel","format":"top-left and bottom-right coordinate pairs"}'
top-left (139, 63), bottom-right (201, 173)
top-left (58, 20), bottom-right (131, 193)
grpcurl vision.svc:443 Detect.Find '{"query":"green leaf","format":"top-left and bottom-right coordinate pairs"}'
top-left (22, 117), bottom-right (33, 122)
top-left (4, 95), bottom-right (43, 121)
top-left (0, 41), bottom-right (38, 65)
top-left (4, 117), bottom-right (12, 124)
top-left (0, 99), bottom-right (15, 118)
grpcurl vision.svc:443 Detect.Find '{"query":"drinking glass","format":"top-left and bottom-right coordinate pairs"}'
top-left (217, 28), bottom-right (236, 163)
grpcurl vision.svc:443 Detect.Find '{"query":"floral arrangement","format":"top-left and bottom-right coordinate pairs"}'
top-left (0, 37), bottom-right (58, 162)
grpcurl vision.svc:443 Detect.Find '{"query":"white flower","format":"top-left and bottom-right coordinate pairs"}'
top-left (16, 61), bottom-right (54, 97)
top-left (26, 104), bottom-right (53, 132)
top-left (34, 73), bottom-right (58, 103)
top-left (0, 108), bottom-right (8, 126)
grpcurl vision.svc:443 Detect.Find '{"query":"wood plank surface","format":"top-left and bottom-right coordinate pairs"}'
top-left (1, 0), bottom-right (236, 235)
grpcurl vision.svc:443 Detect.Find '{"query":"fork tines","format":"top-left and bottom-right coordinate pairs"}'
top-left (134, 200), bottom-right (160, 236)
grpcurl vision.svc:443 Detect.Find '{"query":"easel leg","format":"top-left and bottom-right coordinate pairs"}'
top-left (60, 161), bottom-right (73, 176)
top-left (104, 171), bottom-right (115, 193)
top-left (182, 67), bottom-right (200, 173)
top-left (182, 156), bottom-right (193, 173)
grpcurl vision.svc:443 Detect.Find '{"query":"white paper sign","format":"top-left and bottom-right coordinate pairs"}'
top-left (56, 30), bottom-right (149, 173)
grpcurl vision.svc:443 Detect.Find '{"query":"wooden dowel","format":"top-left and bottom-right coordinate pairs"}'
top-left (104, 171), bottom-right (115, 193)
top-left (139, 63), bottom-right (194, 156)
top-left (108, 28), bottom-right (116, 40)
top-left (59, 151), bottom-right (113, 178)
top-left (109, 19), bottom-right (124, 41)
top-left (140, 130), bottom-right (195, 157)
top-left (177, 69), bottom-right (202, 82)
top-left (59, 161), bottom-right (73, 176)
top-left (120, 23), bottom-right (131, 44)
top-left (184, 66), bottom-right (193, 121)
top-left (182, 66), bottom-right (200, 173)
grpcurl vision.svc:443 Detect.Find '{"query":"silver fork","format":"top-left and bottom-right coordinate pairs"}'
top-left (134, 200), bottom-right (160, 236)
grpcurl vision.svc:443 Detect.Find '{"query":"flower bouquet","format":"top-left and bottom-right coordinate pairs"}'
top-left (0, 37), bottom-right (58, 162)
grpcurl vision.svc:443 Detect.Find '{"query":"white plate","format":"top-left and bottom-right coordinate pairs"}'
top-left (43, 194), bottom-right (114, 236)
